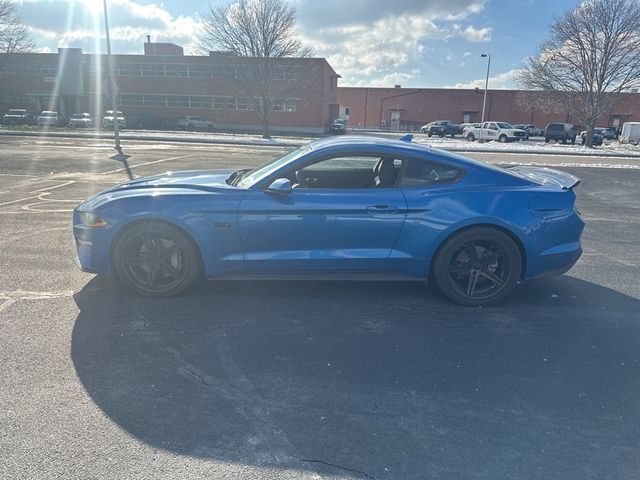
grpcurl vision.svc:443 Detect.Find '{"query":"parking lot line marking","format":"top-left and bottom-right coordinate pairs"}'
top-left (0, 194), bottom-right (44, 207)
top-left (31, 181), bottom-right (75, 193)
top-left (102, 154), bottom-right (195, 175)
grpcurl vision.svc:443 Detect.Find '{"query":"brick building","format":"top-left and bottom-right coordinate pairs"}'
top-left (337, 86), bottom-right (640, 131)
top-left (0, 41), bottom-right (341, 133)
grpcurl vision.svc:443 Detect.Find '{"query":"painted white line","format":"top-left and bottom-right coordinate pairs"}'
top-left (31, 181), bottom-right (75, 193)
top-left (0, 194), bottom-right (45, 207)
top-left (102, 154), bottom-right (195, 175)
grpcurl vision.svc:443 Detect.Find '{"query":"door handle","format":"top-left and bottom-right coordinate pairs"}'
top-left (367, 204), bottom-right (399, 213)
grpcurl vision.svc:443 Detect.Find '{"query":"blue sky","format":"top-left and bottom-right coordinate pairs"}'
top-left (16, 0), bottom-right (579, 88)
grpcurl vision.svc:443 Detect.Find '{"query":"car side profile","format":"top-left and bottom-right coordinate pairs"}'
top-left (177, 116), bottom-right (214, 130)
top-left (73, 136), bottom-right (584, 306)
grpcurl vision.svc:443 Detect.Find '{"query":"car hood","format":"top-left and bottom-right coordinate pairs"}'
top-left (507, 166), bottom-right (580, 189)
top-left (109, 169), bottom-right (238, 192)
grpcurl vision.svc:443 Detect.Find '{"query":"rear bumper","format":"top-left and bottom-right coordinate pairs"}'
top-left (526, 243), bottom-right (582, 280)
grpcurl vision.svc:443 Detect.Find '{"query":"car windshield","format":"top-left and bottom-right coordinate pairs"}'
top-left (72, 114), bottom-right (88, 119)
top-left (235, 145), bottom-right (311, 188)
top-left (8, 109), bottom-right (25, 114)
top-left (333, 119), bottom-right (345, 124)
top-left (497, 122), bottom-right (513, 129)
top-left (41, 112), bottom-right (56, 117)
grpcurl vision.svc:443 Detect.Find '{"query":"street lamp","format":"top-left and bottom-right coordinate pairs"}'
top-left (480, 53), bottom-right (491, 142)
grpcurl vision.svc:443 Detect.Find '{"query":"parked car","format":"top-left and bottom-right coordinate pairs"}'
top-left (460, 122), bottom-right (480, 133)
top-left (421, 120), bottom-right (460, 137)
top-left (330, 118), bottom-right (347, 134)
top-left (513, 124), bottom-right (544, 138)
top-left (580, 128), bottom-right (603, 146)
top-left (544, 123), bottom-right (577, 144)
top-left (126, 113), bottom-right (166, 130)
top-left (68, 113), bottom-right (93, 128)
top-left (619, 122), bottom-right (640, 144)
top-left (464, 121), bottom-right (527, 142)
top-left (2, 108), bottom-right (29, 125)
top-left (177, 115), bottom-right (214, 131)
top-left (37, 111), bottom-right (59, 127)
top-left (600, 127), bottom-right (618, 140)
top-left (103, 110), bottom-right (126, 129)
top-left (73, 135), bottom-right (584, 306)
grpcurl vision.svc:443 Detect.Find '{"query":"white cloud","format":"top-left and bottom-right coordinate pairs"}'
top-left (453, 25), bottom-right (492, 42)
top-left (303, 1), bottom-right (491, 87)
top-left (446, 68), bottom-right (522, 89)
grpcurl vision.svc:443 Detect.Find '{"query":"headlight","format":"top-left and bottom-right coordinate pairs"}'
top-left (78, 211), bottom-right (108, 228)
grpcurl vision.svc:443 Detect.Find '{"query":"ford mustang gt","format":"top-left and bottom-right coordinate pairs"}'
top-left (73, 136), bottom-right (584, 306)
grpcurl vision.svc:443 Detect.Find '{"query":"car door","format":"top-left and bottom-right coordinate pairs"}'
top-left (237, 153), bottom-right (408, 274)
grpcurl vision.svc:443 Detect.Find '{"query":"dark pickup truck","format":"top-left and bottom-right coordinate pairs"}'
top-left (421, 120), bottom-right (460, 137)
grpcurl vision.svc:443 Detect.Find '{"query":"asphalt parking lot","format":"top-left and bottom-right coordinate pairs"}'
top-left (1, 136), bottom-right (639, 480)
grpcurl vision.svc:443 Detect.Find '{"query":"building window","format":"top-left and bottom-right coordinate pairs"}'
top-left (119, 94), bottom-right (143, 106)
top-left (143, 95), bottom-right (167, 107)
top-left (118, 63), bottom-right (142, 76)
top-left (167, 96), bottom-right (189, 107)
top-left (165, 64), bottom-right (189, 77)
top-left (189, 96), bottom-right (213, 108)
top-left (141, 64), bottom-right (165, 76)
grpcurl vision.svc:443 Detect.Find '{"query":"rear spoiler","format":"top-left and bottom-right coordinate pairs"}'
top-left (507, 166), bottom-right (580, 190)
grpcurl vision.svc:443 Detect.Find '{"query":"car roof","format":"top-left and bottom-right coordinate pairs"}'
top-left (306, 135), bottom-right (508, 174)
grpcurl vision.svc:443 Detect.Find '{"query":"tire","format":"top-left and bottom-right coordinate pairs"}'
top-left (433, 227), bottom-right (522, 306)
top-left (498, 134), bottom-right (508, 143)
top-left (466, 133), bottom-right (475, 142)
top-left (427, 132), bottom-right (432, 137)
top-left (561, 138), bottom-right (567, 144)
top-left (112, 221), bottom-right (201, 297)
top-left (570, 136), bottom-right (576, 144)
top-left (421, 128), bottom-right (427, 134)
top-left (544, 137), bottom-right (550, 143)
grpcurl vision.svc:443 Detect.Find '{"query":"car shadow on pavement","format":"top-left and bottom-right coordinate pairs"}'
top-left (72, 276), bottom-right (640, 479)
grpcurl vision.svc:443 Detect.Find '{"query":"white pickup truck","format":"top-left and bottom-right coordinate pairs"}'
top-left (463, 121), bottom-right (527, 143)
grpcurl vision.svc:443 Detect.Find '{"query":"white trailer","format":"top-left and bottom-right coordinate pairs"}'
top-left (619, 122), bottom-right (640, 144)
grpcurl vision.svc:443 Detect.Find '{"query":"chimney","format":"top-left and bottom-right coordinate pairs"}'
top-left (146, 35), bottom-right (151, 43)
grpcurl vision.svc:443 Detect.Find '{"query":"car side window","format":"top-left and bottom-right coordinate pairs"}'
top-left (291, 155), bottom-right (399, 189)
top-left (397, 158), bottom-right (464, 187)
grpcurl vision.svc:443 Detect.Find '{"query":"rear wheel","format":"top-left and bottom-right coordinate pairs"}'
top-left (433, 227), bottom-right (522, 306)
top-left (113, 222), bottom-right (201, 297)
top-left (466, 133), bottom-right (475, 142)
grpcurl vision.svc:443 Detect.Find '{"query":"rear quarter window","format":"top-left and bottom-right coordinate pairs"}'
top-left (398, 158), bottom-right (464, 187)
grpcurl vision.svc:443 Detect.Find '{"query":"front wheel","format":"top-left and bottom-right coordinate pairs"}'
top-left (427, 132), bottom-right (432, 137)
top-left (498, 134), bottom-right (508, 143)
top-left (433, 227), bottom-right (522, 306)
top-left (112, 222), bottom-right (201, 297)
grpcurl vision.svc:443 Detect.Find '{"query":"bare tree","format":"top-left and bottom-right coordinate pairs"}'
top-left (517, 0), bottom-right (640, 146)
top-left (200, 0), bottom-right (312, 138)
top-left (0, 0), bottom-right (33, 54)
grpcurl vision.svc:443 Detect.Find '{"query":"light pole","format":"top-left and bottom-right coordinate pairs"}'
top-left (480, 53), bottom-right (491, 142)
top-left (103, 0), bottom-right (123, 157)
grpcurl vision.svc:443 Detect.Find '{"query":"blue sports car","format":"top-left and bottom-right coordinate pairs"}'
top-left (73, 136), bottom-right (584, 306)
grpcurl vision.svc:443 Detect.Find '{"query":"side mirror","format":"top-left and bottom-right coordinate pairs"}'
top-left (266, 178), bottom-right (292, 194)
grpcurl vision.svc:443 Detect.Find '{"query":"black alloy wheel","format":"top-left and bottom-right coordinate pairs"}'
top-left (433, 227), bottom-right (522, 306)
top-left (113, 222), bottom-right (201, 297)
